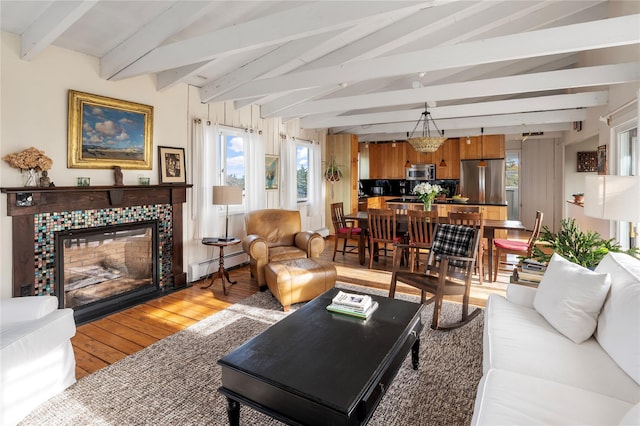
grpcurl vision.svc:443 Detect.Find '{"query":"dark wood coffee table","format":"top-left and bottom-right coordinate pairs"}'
top-left (217, 287), bottom-right (424, 425)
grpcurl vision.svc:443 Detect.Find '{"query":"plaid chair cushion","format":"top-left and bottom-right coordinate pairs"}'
top-left (430, 224), bottom-right (476, 268)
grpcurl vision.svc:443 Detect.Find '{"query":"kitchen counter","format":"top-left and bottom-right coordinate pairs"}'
top-left (385, 197), bottom-right (508, 207)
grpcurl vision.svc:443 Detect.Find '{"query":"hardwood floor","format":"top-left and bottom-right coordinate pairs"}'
top-left (71, 237), bottom-right (518, 379)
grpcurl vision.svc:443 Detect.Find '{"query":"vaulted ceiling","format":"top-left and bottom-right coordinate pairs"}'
top-left (2, 1), bottom-right (638, 142)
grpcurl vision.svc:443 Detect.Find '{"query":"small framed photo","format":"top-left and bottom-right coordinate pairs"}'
top-left (158, 146), bottom-right (186, 184)
top-left (597, 145), bottom-right (608, 175)
top-left (265, 155), bottom-right (279, 190)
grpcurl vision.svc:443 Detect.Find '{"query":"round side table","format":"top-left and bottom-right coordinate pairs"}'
top-left (201, 237), bottom-right (241, 295)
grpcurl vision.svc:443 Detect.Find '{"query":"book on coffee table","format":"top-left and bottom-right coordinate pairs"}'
top-left (326, 301), bottom-right (379, 320)
top-left (331, 291), bottom-right (372, 313)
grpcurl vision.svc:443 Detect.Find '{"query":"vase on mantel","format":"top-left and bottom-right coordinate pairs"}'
top-left (23, 168), bottom-right (37, 187)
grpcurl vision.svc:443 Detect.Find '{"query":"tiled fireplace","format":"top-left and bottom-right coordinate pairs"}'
top-left (2, 185), bottom-right (190, 323)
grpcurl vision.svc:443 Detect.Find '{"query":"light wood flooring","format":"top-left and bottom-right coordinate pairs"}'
top-left (71, 236), bottom-right (522, 379)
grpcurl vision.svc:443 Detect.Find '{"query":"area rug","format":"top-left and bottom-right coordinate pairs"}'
top-left (21, 283), bottom-right (484, 426)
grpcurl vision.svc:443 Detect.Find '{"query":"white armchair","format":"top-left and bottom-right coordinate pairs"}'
top-left (0, 296), bottom-right (76, 425)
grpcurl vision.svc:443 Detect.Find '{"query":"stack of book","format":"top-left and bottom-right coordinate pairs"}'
top-left (513, 259), bottom-right (547, 285)
top-left (326, 291), bottom-right (379, 320)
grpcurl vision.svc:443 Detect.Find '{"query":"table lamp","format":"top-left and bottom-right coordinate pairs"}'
top-left (212, 185), bottom-right (243, 241)
top-left (584, 175), bottom-right (640, 247)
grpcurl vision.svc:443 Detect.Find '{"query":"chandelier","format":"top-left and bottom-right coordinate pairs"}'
top-left (407, 103), bottom-right (446, 153)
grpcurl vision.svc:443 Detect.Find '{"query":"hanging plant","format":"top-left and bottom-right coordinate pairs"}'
top-left (323, 157), bottom-right (344, 182)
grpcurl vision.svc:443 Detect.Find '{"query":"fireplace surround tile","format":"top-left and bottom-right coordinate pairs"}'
top-left (33, 204), bottom-right (173, 296)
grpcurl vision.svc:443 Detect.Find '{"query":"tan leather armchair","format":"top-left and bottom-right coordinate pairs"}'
top-left (242, 209), bottom-right (325, 287)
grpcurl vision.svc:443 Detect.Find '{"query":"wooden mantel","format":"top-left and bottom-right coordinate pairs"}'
top-left (1, 184), bottom-right (192, 297)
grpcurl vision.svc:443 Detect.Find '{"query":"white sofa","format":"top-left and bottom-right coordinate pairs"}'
top-left (0, 296), bottom-right (76, 426)
top-left (472, 252), bottom-right (640, 425)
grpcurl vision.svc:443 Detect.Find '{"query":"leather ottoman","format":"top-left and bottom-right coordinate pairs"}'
top-left (265, 258), bottom-right (337, 311)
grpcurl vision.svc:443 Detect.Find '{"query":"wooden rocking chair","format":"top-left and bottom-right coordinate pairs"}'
top-left (389, 223), bottom-right (482, 330)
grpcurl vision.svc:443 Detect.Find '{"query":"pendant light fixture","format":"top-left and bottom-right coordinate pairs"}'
top-left (439, 141), bottom-right (447, 167)
top-left (478, 127), bottom-right (487, 168)
top-left (407, 103), bottom-right (446, 153)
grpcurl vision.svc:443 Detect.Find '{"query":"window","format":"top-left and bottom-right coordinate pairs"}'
top-left (219, 127), bottom-right (246, 209)
top-left (296, 144), bottom-right (309, 202)
top-left (615, 124), bottom-right (638, 250)
top-left (505, 151), bottom-right (520, 221)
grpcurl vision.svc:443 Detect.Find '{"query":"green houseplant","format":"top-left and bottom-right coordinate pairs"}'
top-left (531, 218), bottom-right (636, 269)
top-left (323, 157), bottom-right (343, 183)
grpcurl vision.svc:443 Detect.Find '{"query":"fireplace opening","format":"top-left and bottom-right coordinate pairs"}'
top-left (55, 220), bottom-right (160, 324)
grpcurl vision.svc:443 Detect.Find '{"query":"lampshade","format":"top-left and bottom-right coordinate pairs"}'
top-left (212, 186), bottom-right (243, 206)
top-left (584, 175), bottom-right (640, 222)
top-left (407, 103), bottom-right (446, 153)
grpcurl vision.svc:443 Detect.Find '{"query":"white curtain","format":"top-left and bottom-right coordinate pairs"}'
top-left (192, 120), bottom-right (220, 239)
top-left (280, 137), bottom-right (297, 209)
top-left (245, 131), bottom-right (266, 211)
top-left (308, 141), bottom-right (323, 216)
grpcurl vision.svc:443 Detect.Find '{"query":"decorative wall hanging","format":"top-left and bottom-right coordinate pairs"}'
top-left (577, 151), bottom-right (597, 172)
top-left (158, 146), bottom-right (186, 184)
top-left (265, 155), bottom-right (279, 190)
top-left (68, 90), bottom-right (153, 169)
top-left (597, 145), bottom-right (608, 175)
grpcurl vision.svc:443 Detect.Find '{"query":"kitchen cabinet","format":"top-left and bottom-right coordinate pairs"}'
top-left (368, 142), bottom-right (406, 179)
top-left (459, 135), bottom-right (505, 159)
top-left (435, 139), bottom-right (460, 179)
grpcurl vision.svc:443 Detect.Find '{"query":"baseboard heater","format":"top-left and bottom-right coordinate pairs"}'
top-left (189, 251), bottom-right (249, 283)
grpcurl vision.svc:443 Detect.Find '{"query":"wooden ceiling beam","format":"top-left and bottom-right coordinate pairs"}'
top-left (218, 14), bottom-right (639, 101)
top-left (20, 0), bottom-right (95, 61)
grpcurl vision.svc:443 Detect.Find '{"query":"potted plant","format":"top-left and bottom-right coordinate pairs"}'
top-left (323, 157), bottom-right (343, 183)
top-left (531, 218), bottom-right (637, 269)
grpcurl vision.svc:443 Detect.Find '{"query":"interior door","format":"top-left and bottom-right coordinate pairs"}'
top-left (520, 138), bottom-right (558, 231)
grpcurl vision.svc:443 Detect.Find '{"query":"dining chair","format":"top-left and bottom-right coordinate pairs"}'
top-left (448, 211), bottom-right (485, 285)
top-left (406, 209), bottom-right (439, 272)
top-left (493, 211), bottom-right (544, 281)
top-left (330, 202), bottom-right (363, 261)
top-left (367, 208), bottom-right (401, 269)
top-left (389, 223), bottom-right (482, 330)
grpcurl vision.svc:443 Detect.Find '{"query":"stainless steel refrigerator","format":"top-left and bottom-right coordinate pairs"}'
top-left (460, 159), bottom-right (506, 204)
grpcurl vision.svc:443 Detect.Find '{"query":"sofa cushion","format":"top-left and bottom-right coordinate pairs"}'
top-left (472, 369), bottom-right (634, 426)
top-left (484, 293), bottom-right (640, 402)
top-left (595, 252), bottom-right (640, 386)
top-left (533, 253), bottom-right (611, 343)
top-left (269, 246), bottom-right (308, 262)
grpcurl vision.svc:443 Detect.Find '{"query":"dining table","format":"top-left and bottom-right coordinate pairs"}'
top-left (344, 211), bottom-right (525, 282)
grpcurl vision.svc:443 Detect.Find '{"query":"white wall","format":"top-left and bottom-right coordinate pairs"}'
top-left (564, 135), bottom-right (600, 199)
top-left (0, 31), bottom-right (328, 297)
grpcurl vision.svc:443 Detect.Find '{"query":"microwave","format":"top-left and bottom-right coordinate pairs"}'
top-left (406, 164), bottom-right (435, 180)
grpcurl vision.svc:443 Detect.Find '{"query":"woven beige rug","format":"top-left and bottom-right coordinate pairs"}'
top-left (21, 283), bottom-right (483, 426)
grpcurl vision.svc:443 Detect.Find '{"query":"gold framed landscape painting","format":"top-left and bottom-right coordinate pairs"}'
top-left (68, 90), bottom-right (153, 169)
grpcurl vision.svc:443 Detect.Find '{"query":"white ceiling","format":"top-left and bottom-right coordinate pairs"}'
top-left (2, 1), bottom-right (638, 142)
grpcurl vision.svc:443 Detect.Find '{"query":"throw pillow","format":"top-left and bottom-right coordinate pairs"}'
top-left (533, 253), bottom-right (611, 344)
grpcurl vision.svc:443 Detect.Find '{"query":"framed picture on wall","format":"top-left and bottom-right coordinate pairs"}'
top-left (158, 146), bottom-right (186, 184)
top-left (67, 90), bottom-right (153, 169)
top-left (265, 155), bottom-right (279, 190)
top-left (597, 145), bottom-right (608, 175)
top-left (577, 151), bottom-right (597, 172)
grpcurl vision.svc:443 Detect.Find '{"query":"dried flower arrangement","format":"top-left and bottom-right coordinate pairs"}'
top-left (2, 147), bottom-right (53, 171)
